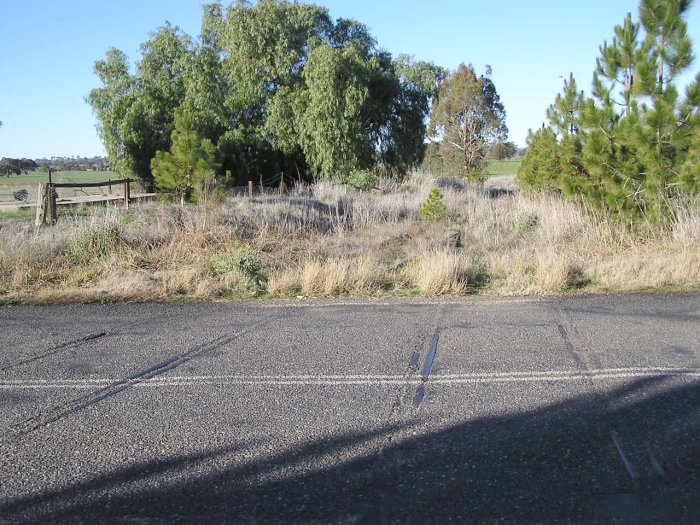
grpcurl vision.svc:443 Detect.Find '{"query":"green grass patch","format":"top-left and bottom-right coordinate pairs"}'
top-left (65, 223), bottom-right (125, 264)
top-left (0, 208), bottom-right (34, 221)
top-left (0, 171), bottom-right (126, 204)
top-left (486, 160), bottom-right (521, 177)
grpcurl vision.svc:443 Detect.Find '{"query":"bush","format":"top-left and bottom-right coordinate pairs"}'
top-left (346, 169), bottom-right (378, 191)
top-left (210, 248), bottom-right (266, 292)
top-left (13, 189), bottom-right (28, 202)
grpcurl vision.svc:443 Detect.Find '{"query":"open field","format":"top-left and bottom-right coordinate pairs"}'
top-left (0, 171), bottom-right (123, 205)
top-left (485, 159), bottom-right (521, 176)
top-left (0, 173), bottom-right (698, 303)
top-left (0, 171), bottom-right (115, 185)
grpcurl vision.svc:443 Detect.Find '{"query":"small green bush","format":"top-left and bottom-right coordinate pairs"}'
top-left (515, 213), bottom-right (539, 236)
top-left (467, 169), bottom-right (486, 184)
top-left (211, 248), bottom-right (266, 291)
top-left (420, 188), bottom-right (447, 221)
top-left (346, 169), bottom-right (378, 191)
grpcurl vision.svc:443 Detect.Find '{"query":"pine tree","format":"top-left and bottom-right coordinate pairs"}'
top-left (420, 188), bottom-right (447, 221)
top-left (518, 128), bottom-right (561, 193)
top-left (521, 0), bottom-right (699, 224)
top-left (151, 111), bottom-right (217, 205)
top-left (680, 74), bottom-right (700, 194)
top-left (546, 73), bottom-right (586, 136)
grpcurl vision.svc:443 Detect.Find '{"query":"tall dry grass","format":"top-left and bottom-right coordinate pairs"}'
top-left (0, 173), bottom-right (698, 302)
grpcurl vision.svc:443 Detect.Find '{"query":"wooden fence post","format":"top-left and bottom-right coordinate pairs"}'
top-left (123, 180), bottom-right (130, 209)
top-left (248, 180), bottom-right (253, 198)
top-left (34, 183), bottom-right (44, 228)
top-left (45, 184), bottom-right (57, 225)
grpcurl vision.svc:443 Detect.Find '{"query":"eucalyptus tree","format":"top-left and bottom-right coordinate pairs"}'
top-left (87, 24), bottom-right (192, 188)
top-left (426, 63), bottom-right (507, 179)
top-left (86, 48), bottom-right (137, 178)
top-left (292, 42), bottom-right (377, 180)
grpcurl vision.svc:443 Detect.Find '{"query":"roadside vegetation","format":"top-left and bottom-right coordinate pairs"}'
top-left (1, 0), bottom-right (698, 303)
top-left (1, 174), bottom-right (697, 303)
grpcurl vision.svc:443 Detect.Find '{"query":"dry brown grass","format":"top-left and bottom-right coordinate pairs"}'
top-left (1, 173), bottom-right (698, 302)
top-left (403, 249), bottom-right (474, 295)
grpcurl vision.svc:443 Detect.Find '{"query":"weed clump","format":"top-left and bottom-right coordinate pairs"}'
top-left (210, 248), bottom-right (266, 294)
top-left (65, 223), bottom-right (125, 264)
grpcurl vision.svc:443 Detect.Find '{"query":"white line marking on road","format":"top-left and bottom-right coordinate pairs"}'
top-left (1, 367), bottom-right (698, 389)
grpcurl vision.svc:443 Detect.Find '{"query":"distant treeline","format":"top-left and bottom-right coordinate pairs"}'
top-left (34, 156), bottom-right (110, 172)
top-left (0, 156), bottom-right (109, 176)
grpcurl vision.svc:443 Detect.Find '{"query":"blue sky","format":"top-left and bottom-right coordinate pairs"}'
top-left (1, 0), bottom-right (699, 158)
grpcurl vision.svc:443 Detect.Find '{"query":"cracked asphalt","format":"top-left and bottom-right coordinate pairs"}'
top-left (0, 293), bottom-right (699, 524)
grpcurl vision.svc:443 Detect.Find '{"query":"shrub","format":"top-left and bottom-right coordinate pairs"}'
top-left (346, 169), bottom-right (378, 191)
top-left (65, 223), bottom-right (125, 264)
top-left (13, 189), bottom-right (28, 202)
top-left (210, 248), bottom-right (266, 292)
top-left (467, 169), bottom-right (486, 184)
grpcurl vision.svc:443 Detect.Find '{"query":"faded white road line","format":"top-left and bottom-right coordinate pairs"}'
top-left (1, 367), bottom-right (698, 389)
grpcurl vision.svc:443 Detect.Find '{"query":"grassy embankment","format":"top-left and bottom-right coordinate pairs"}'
top-left (0, 172), bottom-right (697, 303)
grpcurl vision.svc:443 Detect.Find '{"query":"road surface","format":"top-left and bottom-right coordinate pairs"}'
top-left (0, 293), bottom-right (699, 523)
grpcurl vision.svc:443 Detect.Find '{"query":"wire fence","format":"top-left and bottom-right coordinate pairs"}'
top-left (0, 180), bottom-right (130, 205)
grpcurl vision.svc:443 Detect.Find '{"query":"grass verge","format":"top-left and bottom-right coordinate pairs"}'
top-left (1, 174), bottom-right (698, 303)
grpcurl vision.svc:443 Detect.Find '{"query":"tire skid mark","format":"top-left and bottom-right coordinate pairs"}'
top-left (611, 430), bottom-right (640, 481)
top-left (384, 344), bottom-right (423, 438)
top-left (0, 307), bottom-right (234, 371)
top-left (414, 330), bottom-right (440, 407)
top-left (1, 332), bottom-right (242, 442)
top-left (553, 303), bottom-right (661, 494)
top-left (0, 333), bottom-right (108, 372)
top-left (357, 322), bottom-right (443, 522)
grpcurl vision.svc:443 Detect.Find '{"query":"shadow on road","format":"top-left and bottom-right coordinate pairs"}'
top-left (2, 377), bottom-right (699, 524)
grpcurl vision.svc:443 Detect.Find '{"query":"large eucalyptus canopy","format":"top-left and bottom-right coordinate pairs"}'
top-left (87, 0), bottom-right (443, 188)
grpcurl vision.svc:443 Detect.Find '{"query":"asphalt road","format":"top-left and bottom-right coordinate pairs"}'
top-left (0, 293), bottom-right (698, 524)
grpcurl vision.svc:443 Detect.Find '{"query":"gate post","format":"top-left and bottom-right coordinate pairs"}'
top-left (44, 184), bottom-right (57, 225)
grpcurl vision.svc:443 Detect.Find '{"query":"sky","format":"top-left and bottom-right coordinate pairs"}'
top-left (1, 0), bottom-right (700, 159)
